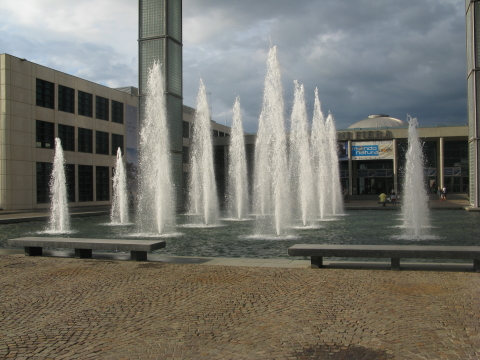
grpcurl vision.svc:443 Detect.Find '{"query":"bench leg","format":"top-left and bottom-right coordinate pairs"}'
top-left (391, 258), bottom-right (400, 270)
top-left (75, 249), bottom-right (92, 259)
top-left (25, 247), bottom-right (42, 256)
top-left (131, 251), bottom-right (147, 261)
top-left (474, 259), bottom-right (480, 273)
top-left (311, 256), bottom-right (323, 269)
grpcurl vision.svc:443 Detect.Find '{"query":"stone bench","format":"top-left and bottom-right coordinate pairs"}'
top-left (288, 244), bottom-right (480, 271)
top-left (8, 237), bottom-right (166, 261)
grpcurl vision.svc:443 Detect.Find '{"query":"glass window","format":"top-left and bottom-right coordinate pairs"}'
top-left (58, 124), bottom-right (75, 151)
top-left (36, 79), bottom-right (54, 109)
top-left (182, 146), bottom-right (189, 164)
top-left (96, 166), bottom-right (109, 201)
top-left (78, 165), bottom-right (93, 202)
top-left (36, 162), bottom-right (52, 203)
top-left (112, 100), bottom-right (124, 124)
top-left (78, 91), bottom-right (93, 117)
top-left (444, 141), bottom-right (469, 174)
top-left (78, 128), bottom-right (93, 153)
top-left (65, 164), bottom-right (75, 203)
top-left (96, 131), bottom-right (109, 155)
top-left (96, 96), bottom-right (109, 121)
top-left (58, 85), bottom-right (74, 113)
top-left (36, 120), bottom-right (55, 149)
top-left (183, 121), bottom-right (190, 138)
top-left (111, 134), bottom-right (124, 155)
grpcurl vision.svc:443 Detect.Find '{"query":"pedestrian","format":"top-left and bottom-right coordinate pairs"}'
top-left (391, 191), bottom-right (397, 207)
top-left (379, 192), bottom-right (387, 207)
top-left (443, 186), bottom-right (447, 201)
top-left (343, 188), bottom-right (349, 203)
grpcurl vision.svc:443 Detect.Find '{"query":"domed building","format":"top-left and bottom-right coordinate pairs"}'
top-left (336, 115), bottom-right (469, 198)
top-left (348, 115), bottom-right (407, 129)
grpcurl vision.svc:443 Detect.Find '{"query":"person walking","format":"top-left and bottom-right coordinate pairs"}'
top-left (443, 186), bottom-right (447, 201)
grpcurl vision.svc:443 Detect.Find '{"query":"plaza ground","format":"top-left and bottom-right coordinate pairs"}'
top-left (0, 198), bottom-right (479, 359)
top-left (1, 254), bottom-right (479, 359)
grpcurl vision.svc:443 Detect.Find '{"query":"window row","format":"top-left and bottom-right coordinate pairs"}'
top-left (36, 120), bottom-right (124, 155)
top-left (36, 163), bottom-right (110, 204)
top-left (36, 78), bottom-right (124, 123)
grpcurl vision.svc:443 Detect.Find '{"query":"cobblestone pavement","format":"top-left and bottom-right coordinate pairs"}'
top-left (1, 255), bottom-right (479, 360)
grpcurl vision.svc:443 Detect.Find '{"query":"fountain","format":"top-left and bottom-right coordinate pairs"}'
top-left (225, 96), bottom-right (249, 220)
top-left (187, 79), bottom-right (220, 225)
top-left (252, 46), bottom-right (291, 235)
top-left (136, 61), bottom-right (176, 234)
top-left (310, 89), bottom-right (329, 219)
top-left (325, 112), bottom-right (345, 216)
top-left (110, 148), bottom-right (129, 225)
top-left (289, 81), bottom-right (315, 226)
top-left (310, 89), bottom-right (344, 219)
top-left (47, 138), bottom-right (70, 233)
top-left (401, 115), bottom-right (430, 237)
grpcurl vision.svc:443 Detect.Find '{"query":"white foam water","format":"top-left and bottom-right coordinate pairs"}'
top-left (187, 79), bottom-right (220, 225)
top-left (289, 81), bottom-right (316, 226)
top-left (136, 61), bottom-right (176, 234)
top-left (110, 148), bottom-right (129, 225)
top-left (47, 138), bottom-right (70, 233)
top-left (252, 46), bottom-right (290, 235)
top-left (401, 116), bottom-right (430, 237)
top-left (226, 97), bottom-right (249, 220)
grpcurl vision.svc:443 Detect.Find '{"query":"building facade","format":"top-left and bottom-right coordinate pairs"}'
top-left (139, 0), bottom-right (183, 209)
top-left (0, 54), bottom-right (138, 210)
top-left (337, 117), bottom-right (469, 197)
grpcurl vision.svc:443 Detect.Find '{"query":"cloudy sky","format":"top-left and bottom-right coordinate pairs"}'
top-left (0, 0), bottom-right (467, 132)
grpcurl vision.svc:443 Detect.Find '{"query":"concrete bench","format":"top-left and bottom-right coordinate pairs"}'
top-left (8, 237), bottom-right (166, 261)
top-left (288, 244), bottom-right (480, 271)
top-left (377, 202), bottom-right (401, 206)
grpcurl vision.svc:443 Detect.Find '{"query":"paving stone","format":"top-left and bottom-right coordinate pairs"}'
top-left (0, 254), bottom-right (479, 359)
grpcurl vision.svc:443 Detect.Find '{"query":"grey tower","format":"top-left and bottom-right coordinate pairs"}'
top-left (139, 0), bottom-right (183, 209)
top-left (466, 0), bottom-right (480, 208)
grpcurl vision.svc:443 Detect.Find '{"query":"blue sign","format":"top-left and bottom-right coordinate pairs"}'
top-left (352, 145), bottom-right (379, 157)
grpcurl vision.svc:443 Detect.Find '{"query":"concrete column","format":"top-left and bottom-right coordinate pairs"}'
top-left (439, 137), bottom-right (444, 189)
top-left (348, 141), bottom-right (353, 195)
top-left (393, 139), bottom-right (398, 192)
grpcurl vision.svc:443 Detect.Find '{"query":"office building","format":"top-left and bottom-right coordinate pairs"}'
top-left (0, 54), bottom-right (138, 210)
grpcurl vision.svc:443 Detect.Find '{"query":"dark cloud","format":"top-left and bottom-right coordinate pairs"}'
top-left (1, 0), bottom-right (467, 133)
top-left (182, 0), bottom-right (466, 132)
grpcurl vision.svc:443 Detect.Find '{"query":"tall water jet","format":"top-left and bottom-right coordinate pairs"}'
top-left (48, 138), bottom-right (70, 233)
top-left (289, 81), bottom-right (315, 225)
top-left (253, 46), bottom-right (290, 235)
top-left (310, 90), bottom-right (344, 218)
top-left (325, 112), bottom-right (345, 215)
top-left (311, 88), bottom-right (329, 219)
top-left (402, 115), bottom-right (430, 237)
top-left (226, 96), bottom-right (249, 220)
top-left (187, 79), bottom-right (220, 225)
top-left (136, 61), bottom-right (176, 234)
top-left (111, 148), bottom-right (129, 224)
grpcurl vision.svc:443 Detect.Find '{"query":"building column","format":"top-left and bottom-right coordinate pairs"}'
top-left (466, 0), bottom-right (480, 207)
top-left (439, 137), bottom-right (444, 189)
top-left (393, 139), bottom-right (398, 192)
top-left (348, 140), bottom-right (353, 195)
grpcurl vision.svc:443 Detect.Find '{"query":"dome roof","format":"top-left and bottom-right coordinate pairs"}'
top-left (347, 115), bottom-right (407, 129)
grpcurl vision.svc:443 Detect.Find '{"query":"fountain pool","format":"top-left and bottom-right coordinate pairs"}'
top-left (1, 210), bottom-right (479, 262)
